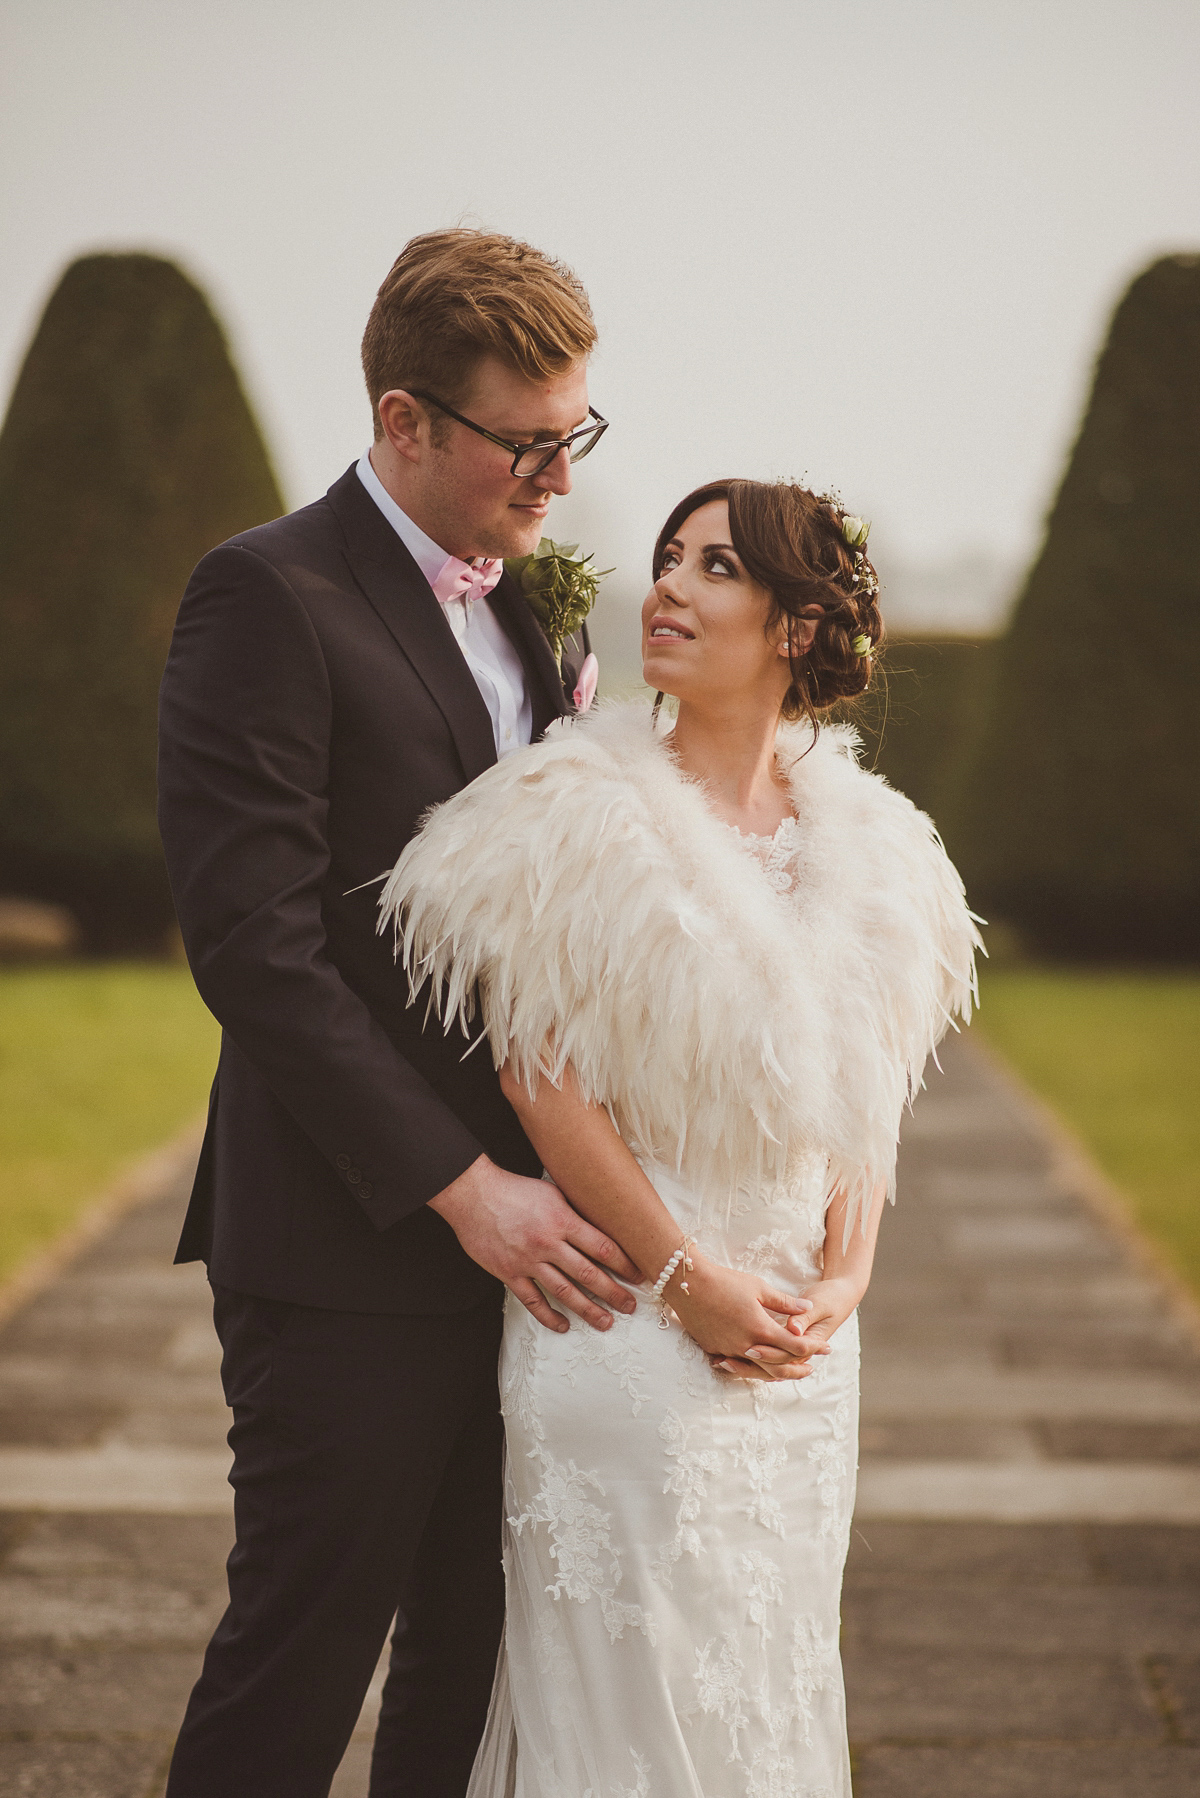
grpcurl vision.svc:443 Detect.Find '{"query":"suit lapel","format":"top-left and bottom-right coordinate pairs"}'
top-left (487, 572), bottom-right (572, 736)
top-left (326, 466), bottom-right (498, 782)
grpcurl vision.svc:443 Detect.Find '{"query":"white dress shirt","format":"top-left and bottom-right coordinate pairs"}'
top-left (356, 451), bottom-right (533, 759)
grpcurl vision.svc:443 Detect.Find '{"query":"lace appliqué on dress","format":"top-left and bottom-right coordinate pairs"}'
top-left (510, 1448), bottom-right (655, 1645)
top-left (613, 1748), bottom-right (652, 1797)
top-left (728, 814), bottom-right (804, 896)
top-left (691, 1631), bottom-right (751, 1761)
top-left (734, 1384), bottom-right (789, 1536)
top-left (561, 1320), bottom-right (649, 1417)
top-left (500, 1315), bottom-right (543, 1443)
top-left (653, 1408), bottom-right (722, 1587)
top-left (740, 1548), bottom-right (785, 1639)
top-left (802, 1337), bottom-right (859, 1547)
top-left (808, 1393), bottom-right (853, 1541)
top-left (737, 1229), bottom-right (794, 1277)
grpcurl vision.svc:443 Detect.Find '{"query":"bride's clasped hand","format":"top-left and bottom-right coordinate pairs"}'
top-left (714, 1181), bottom-right (888, 1381)
top-left (664, 1248), bottom-right (828, 1374)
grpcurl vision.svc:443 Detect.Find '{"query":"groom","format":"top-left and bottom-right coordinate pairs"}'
top-left (158, 230), bottom-right (639, 1798)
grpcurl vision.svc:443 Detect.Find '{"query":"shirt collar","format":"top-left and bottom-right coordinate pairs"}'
top-left (355, 449), bottom-right (456, 591)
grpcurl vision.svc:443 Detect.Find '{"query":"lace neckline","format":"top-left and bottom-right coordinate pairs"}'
top-left (729, 813), bottom-right (798, 848)
top-left (724, 813), bottom-right (802, 896)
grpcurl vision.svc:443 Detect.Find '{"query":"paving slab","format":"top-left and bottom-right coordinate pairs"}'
top-left (0, 1737), bottom-right (170, 1798)
top-left (1159, 1657), bottom-right (1200, 1738)
top-left (844, 1583), bottom-right (1200, 1655)
top-left (856, 1459), bottom-right (1200, 1521)
top-left (843, 1642), bottom-right (1162, 1739)
top-left (1079, 1522), bottom-right (1200, 1582)
top-left (1033, 1419), bottom-right (1200, 1462)
top-left (0, 1643), bottom-right (208, 1732)
top-left (843, 1519), bottom-right (1099, 1588)
top-left (852, 1744), bottom-right (1200, 1798)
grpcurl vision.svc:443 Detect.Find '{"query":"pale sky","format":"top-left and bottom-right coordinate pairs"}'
top-left (3, 0), bottom-right (1198, 663)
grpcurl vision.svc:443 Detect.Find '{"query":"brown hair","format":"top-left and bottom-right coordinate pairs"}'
top-left (361, 229), bottom-right (596, 439)
top-left (653, 479), bottom-right (884, 724)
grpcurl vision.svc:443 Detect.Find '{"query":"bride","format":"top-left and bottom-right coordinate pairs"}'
top-left (381, 478), bottom-right (979, 1797)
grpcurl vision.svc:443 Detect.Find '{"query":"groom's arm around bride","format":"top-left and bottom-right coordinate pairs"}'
top-left (157, 230), bottom-right (634, 1798)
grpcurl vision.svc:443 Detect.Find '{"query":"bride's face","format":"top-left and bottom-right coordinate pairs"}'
top-left (641, 501), bottom-right (793, 709)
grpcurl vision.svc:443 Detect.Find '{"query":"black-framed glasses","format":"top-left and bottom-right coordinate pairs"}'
top-left (410, 390), bottom-right (609, 478)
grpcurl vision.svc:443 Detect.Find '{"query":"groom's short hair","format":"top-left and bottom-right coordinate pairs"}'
top-left (362, 230), bottom-right (596, 440)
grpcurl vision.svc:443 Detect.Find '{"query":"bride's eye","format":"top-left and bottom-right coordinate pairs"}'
top-left (660, 550), bottom-right (680, 572)
top-left (706, 554), bottom-right (737, 578)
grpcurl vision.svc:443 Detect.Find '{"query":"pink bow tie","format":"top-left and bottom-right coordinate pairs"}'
top-left (430, 555), bottom-right (504, 612)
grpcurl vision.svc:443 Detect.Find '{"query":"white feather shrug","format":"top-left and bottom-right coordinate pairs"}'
top-left (380, 700), bottom-right (980, 1228)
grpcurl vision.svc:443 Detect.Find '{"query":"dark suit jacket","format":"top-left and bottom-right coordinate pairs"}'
top-left (157, 464), bottom-right (571, 1314)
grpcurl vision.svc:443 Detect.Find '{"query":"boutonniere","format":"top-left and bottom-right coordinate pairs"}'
top-left (504, 537), bottom-right (609, 710)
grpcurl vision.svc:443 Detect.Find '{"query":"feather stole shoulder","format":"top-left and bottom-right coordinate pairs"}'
top-left (379, 700), bottom-right (980, 1228)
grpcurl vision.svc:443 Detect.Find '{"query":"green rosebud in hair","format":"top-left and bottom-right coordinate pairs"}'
top-left (851, 633), bottom-right (872, 658)
top-left (842, 515), bottom-right (870, 548)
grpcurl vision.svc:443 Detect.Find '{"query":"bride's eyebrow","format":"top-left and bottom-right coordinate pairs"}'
top-left (662, 537), bottom-right (739, 561)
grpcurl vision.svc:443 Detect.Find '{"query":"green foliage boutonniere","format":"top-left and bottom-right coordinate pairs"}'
top-left (504, 538), bottom-right (611, 671)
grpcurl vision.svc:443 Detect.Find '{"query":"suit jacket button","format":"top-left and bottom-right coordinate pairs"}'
top-left (336, 1154), bottom-right (351, 1170)
top-left (348, 1169), bottom-right (361, 1184)
top-left (359, 1183), bottom-right (374, 1200)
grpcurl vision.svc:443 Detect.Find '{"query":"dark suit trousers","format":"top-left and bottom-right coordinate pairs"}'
top-left (165, 1286), bottom-right (506, 1798)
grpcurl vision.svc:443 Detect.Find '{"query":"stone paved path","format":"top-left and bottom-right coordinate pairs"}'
top-left (0, 1034), bottom-right (1198, 1794)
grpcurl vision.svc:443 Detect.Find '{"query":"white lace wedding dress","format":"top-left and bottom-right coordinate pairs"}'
top-left (467, 823), bottom-right (858, 1798)
top-left (385, 702), bottom-right (979, 1798)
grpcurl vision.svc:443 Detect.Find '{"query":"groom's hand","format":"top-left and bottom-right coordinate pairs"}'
top-left (429, 1155), bottom-right (641, 1334)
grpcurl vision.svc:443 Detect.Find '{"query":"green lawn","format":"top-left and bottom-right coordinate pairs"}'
top-left (975, 968), bottom-right (1200, 1299)
top-left (0, 963), bottom-right (219, 1288)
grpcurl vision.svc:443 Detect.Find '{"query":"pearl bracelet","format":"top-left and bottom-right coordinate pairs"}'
top-left (651, 1238), bottom-right (694, 1325)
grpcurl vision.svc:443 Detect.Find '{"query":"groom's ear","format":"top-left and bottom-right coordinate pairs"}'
top-left (377, 390), bottom-right (428, 464)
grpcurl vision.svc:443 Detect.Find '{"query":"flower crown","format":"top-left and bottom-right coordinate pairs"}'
top-left (835, 509), bottom-right (878, 659)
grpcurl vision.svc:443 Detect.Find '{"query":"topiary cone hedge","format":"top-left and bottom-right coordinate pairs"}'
top-left (0, 253), bottom-right (284, 952)
top-left (956, 254), bottom-right (1200, 959)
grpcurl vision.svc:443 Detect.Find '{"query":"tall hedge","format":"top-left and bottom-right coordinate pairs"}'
top-left (956, 254), bottom-right (1200, 958)
top-left (0, 254), bottom-right (284, 951)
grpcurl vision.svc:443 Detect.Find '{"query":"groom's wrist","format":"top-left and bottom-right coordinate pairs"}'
top-left (428, 1153), bottom-right (493, 1222)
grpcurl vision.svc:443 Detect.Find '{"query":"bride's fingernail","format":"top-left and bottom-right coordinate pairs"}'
top-left (745, 1348), bottom-right (763, 1360)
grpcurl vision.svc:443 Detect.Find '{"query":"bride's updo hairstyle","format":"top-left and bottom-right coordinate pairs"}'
top-left (652, 479), bottom-right (884, 725)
